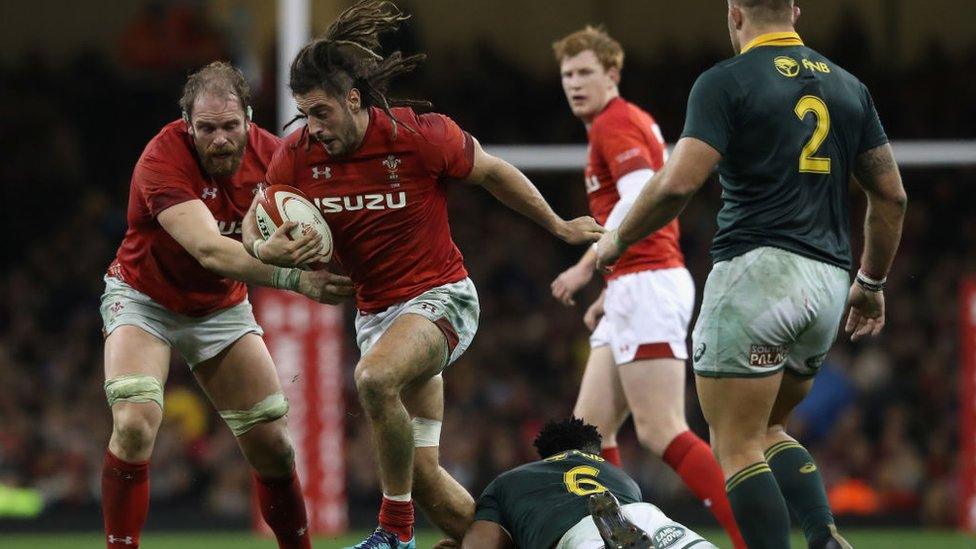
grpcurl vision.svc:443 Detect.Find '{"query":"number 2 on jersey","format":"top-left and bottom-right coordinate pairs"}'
top-left (794, 95), bottom-right (831, 174)
top-left (563, 465), bottom-right (608, 496)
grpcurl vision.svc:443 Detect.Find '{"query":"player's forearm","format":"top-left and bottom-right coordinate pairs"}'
top-left (576, 246), bottom-right (598, 271)
top-left (853, 144), bottom-right (908, 279)
top-left (480, 160), bottom-right (564, 237)
top-left (616, 177), bottom-right (690, 246)
top-left (860, 194), bottom-right (906, 279)
top-left (196, 236), bottom-right (278, 287)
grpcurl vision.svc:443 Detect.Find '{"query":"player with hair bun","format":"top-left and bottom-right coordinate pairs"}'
top-left (242, 2), bottom-right (604, 548)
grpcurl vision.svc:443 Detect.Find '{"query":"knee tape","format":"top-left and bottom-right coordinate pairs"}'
top-left (219, 393), bottom-right (289, 437)
top-left (104, 374), bottom-right (164, 410)
top-left (412, 417), bottom-right (442, 448)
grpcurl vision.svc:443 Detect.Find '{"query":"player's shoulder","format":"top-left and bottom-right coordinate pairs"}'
top-left (138, 119), bottom-right (193, 167)
top-left (591, 98), bottom-right (652, 135)
top-left (247, 122), bottom-right (283, 163)
top-left (407, 108), bottom-right (466, 145)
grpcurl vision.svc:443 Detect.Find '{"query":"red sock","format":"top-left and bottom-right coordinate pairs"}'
top-left (379, 496), bottom-right (414, 542)
top-left (102, 450), bottom-right (150, 549)
top-left (601, 446), bottom-right (622, 467)
top-left (253, 470), bottom-right (311, 549)
top-left (663, 431), bottom-right (747, 549)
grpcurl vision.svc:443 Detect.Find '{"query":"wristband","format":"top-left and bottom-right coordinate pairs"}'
top-left (612, 230), bottom-right (627, 251)
top-left (271, 267), bottom-right (302, 291)
top-left (251, 239), bottom-right (266, 261)
top-left (855, 270), bottom-right (886, 292)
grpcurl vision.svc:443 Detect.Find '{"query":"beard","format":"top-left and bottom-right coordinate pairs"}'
top-left (198, 139), bottom-right (245, 177)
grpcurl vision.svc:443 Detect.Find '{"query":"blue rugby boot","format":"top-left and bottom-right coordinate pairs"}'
top-left (345, 527), bottom-right (416, 549)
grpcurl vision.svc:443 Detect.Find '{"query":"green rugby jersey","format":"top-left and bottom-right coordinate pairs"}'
top-left (474, 449), bottom-right (642, 549)
top-left (681, 32), bottom-right (889, 269)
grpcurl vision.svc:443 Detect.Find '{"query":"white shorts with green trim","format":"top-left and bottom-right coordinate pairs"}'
top-left (691, 247), bottom-right (849, 378)
top-left (354, 278), bottom-right (480, 371)
top-left (555, 502), bottom-right (717, 549)
top-left (590, 267), bottom-right (695, 364)
top-left (100, 276), bottom-right (263, 368)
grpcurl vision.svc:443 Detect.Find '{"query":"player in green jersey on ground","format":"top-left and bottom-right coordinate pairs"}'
top-left (455, 417), bottom-right (716, 549)
top-left (594, 1), bottom-right (907, 548)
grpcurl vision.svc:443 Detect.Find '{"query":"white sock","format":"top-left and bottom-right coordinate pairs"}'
top-left (383, 492), bottom-right (412, 502)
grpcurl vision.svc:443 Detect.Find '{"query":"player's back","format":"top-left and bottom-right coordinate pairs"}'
top-left (475, 449), bottom-right (641, 549)
top-left (683, 33), bottom-right (888, 270)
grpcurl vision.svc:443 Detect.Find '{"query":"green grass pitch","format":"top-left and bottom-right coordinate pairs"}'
top-left (1, 529), bottom-right (972, 548)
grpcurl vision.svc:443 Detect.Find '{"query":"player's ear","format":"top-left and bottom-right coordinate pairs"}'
top-left (607, 66), bottom-right (621, 86)
top-left (183, 110), bottom-right (194, 136)
top-left (347, 88), bottom-right (362, 113)
top-left (792, 3), bottom-right (802, 25)
top-left (729, 3), bottom-right (744, 30)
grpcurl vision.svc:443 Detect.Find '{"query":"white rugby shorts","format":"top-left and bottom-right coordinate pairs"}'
top-left (555, 502), bottom-right (717, 549)
top-left (590, 267), bottom-right (695, 365)
top-left (355, 278), bottom-right (479, 370)
top-left (99, 276), bottom-right (263, 367)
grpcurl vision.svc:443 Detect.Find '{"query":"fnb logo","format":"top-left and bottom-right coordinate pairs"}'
top-left (314, 192), bottom-right (406, 213)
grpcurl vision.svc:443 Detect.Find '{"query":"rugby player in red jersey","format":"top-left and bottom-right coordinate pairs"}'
top-left (548, 27), bottom-right (745, 548)
top-left (99, 62), bottom-right (353, 549)
top-left (241, 3), bottom-right (603, 548)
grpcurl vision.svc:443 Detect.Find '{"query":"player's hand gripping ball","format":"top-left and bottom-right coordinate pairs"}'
top-left (254, 184), bottom-right (333, 269)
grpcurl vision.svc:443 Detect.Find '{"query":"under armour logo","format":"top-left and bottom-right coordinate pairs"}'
top-left (420, 303), bottom-right (437, 314)
top-left (110, 301), bottom-right (125, 314)
top-left (296, 527), bottom-right (307, 537)
top-left (312, 166), bottom-right (332, 180)
top-left (201, 187), bottom-right (218, 199)
top-left (108, 535), bottom-right (135, 545)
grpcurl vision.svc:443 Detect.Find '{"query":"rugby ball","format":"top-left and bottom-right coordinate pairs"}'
top-left (254, 184), bottom-right (333, 269)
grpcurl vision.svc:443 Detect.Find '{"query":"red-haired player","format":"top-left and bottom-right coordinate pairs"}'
top-left (549, 26), bottom-right (745, 548)
top-left (99, 62), bottom-right (352, 549)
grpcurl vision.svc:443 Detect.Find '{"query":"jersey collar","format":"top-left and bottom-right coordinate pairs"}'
top-left (740, 31), bottom-right (803, 54)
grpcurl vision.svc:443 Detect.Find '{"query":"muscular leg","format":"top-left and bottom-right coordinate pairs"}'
top-left (404, 374), bottom-right (474, 540)
top-left (620, 359), bottom-right (744, 548)
top-left (103, 326), bottom-right (171, 548)
top-left (194, 333), bottom-right (308, 549)
top-left (573, 345), bottom-right (629, 463)
top-left (697, 373), bottom-right (791, 549)
top-left (355, 313), bottom-right (449, 540)
top-left (765, 373), bottom-right (847, 548)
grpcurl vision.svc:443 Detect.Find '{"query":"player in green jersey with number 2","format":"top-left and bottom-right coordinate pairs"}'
top-left (595, 1), bottom-right (907, 548)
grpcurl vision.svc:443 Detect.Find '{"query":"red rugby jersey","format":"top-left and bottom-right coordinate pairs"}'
top-left (585, 98), bottom-right (684, 278)
top-left (108, 120), bottom-right (280, 316)
top-left (266, 107), bottom-right (474, 313)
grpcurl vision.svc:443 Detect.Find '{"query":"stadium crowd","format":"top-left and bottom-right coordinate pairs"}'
top-left (0, 2), bottom-right (973, 531)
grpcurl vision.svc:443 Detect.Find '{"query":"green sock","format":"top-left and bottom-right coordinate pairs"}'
top-left (726, 462), bottom-right (792, 549)
top-left (766, 441), bottom-right (835, 546)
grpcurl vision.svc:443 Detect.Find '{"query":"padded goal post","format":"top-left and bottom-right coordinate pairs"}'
top-left (251, 288), bottom-right (348, 536)
top-left (960, 278), bottom-right (976, 532)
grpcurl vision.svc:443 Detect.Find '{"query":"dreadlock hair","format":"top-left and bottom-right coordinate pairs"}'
top-left (533, 417), bottom-right (603, 459)
top-left (289, 0), bottom-right (429, 139)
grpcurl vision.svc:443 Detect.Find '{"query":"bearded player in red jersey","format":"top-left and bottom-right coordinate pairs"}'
top-left (99, 62), bottom-right (353, 549)
top-left (548, 27), bottom-right (746, 548)
top-left (241, 3), bottom-right (603, 548)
